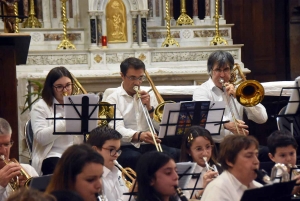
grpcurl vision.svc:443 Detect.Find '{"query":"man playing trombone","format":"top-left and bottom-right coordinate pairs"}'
top-left (193, 50), bottom-right (268, 144)
top-left (0, 118), bottom-right (38, 201)
top-left (103, 57), bottom-right (179, 170)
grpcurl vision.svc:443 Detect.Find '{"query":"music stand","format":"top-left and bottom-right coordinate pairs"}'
top-left (273, 77), bottom-right (300, 136)
top-left (241, 180), bottom-right (296, 201)
top-left (159, 101), bottom-right (227, 139)
top-left (48, 94), bottom-right (122, 142)
top-left (29, 174), bottom-right (52, 192)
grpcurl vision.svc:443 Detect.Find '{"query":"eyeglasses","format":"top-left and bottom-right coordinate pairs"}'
top-left (194, 145), bottom-right (213, 153)
top-left (212, 67), bottom-right (231, 74)
top-left (125, 75), bottom-right (146, 81)
top-left (101, 147), bottom-right (122, 156)
top-left (0, 141), bottom-right (14, 148)
top-left (53, 83), bottom-right (73, 92)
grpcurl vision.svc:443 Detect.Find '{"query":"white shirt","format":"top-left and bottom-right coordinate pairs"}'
top-left (104, 83), bottom-right (158, 147)
top-left (102, 166), bottom-right (129, 201)
top-left (201, 170), bottom-right (263, 201)
top-left (31, 98), bottom-right (83, 175)
top-left (193, 78), bottom-right (268, 143)
top-left (0, 164), bottom-right (39, 201)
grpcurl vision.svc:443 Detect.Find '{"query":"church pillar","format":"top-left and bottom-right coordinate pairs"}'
top-left (140, 10), bottom-right (149, 48)
top-left (96, 13), bottom-right (103, 47)
top-left (131, 11), bottom-right (139, 48)
top-left (205, 0), bottom-right (211, 21)
top-left (147, 0), bottom-right (155, 26)
top-left (89, 12), bottom-right (97, 48)
top-left (42, 0), bottom-right (51, 28)
top-left (170, 0), bottom-right (176, 25)
top-left (193, 0), bottom-right (200, 25)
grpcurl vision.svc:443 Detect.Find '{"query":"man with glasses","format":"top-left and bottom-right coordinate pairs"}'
top-left (0, 118), bottom-right (38, 201)
top-left (104, 57), bottom-right (179, 170)
top-left (86, 126), bottom-right (128, 201)
top-left (193, 50), bottom-right (267, 144)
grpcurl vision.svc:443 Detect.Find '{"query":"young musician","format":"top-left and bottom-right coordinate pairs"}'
top-left (86, 126), bottom-right (128, 201)
top-left (103, 57), bottom-right (179, 170)
top-left (0, 118), bottom-right (38, 201)
top-left (6, 188), bottom-right (56, 201)
top-left (201, 135), bottom-right (262, 201)
top-left (267, 130), bottom-right (300, 194)
top-left (179, 126), bottom-right (221, 199)
top-left (46, 144), bottom-right (104, 201)
top-left (136, 151), bottom-right (179, 201)
top-left (30, 66), bottom-right (83, 175)
top-left (193, 50), bottom-right (267, 143)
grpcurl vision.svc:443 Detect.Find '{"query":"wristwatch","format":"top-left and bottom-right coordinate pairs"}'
top-left (148, 106), bottom-right (154, 113)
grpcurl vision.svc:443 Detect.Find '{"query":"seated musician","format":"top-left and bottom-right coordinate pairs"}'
top-left (86, 126), bottom-right (128, 201)
top-left (267, 130), bottom-right (300, 194)
top-left (46, 144), bottom-right (104, 201)
top-left (103, 57), bottom-right (179, 170)
top-left (179, 126), bottom-right (222, 199)
top-left (0, 118), bottom-right (38, 201)
top-left (30, 66), bottom-right (83, 175)
top-left (201, 135), bottom-right (262, 201)
top-left (136, 151), bottom-right (179, 201)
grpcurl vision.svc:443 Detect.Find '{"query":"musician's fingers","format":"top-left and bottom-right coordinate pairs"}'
top-left (238, 123), bottom-right (248, 129)
top-left (236, 119), bottom-right (245, 124)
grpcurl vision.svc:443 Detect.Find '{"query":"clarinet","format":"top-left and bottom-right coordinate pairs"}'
top-left (175, 186), bottom-right (189, 201)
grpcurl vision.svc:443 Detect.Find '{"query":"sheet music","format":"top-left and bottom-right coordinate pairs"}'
top-left (206, 101), bottom-right (226, 134)
top-left (176, 162), bottom-right (197, 189)
top-left (64, 94), bottom-right (99, 133)
top-left (285, 76), bottom-right (300, 114)
top-left (159, 102), bottom-right (181, 138)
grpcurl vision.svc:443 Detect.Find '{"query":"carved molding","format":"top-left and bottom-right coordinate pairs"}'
top-left (26, 54), bottom-right (88, 65)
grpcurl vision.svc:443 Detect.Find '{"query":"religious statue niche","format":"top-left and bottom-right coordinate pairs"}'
top-left (106, 0), bottom-right (127, 43)
top-left (0, 0), bottom-right (19, 33)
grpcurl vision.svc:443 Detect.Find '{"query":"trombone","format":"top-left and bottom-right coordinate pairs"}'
top-left (133, 86), bottom-right (163, 152)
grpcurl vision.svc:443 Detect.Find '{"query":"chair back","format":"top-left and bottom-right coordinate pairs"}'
top-left (24, 119), bottom-right (34, 158)
top-left (277, 105), bottom-right (300, 136)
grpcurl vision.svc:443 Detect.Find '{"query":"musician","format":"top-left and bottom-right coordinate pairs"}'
top-left (267, 130), bottom-right (300, 194)
top-left (179, 126), bottom-right (222, 199)
top-left (46, 144), bottom-right (104, 201)
top-left (0, 118), bottom-right (38, 201)
top-left (86, 126), bottom-right (128, 201)
top-left (6, 188), bottom-right (56, 201)
top-left (136, 151), bottom-right (179, 201)
top-left (201, 135), bottom-right (262, 201)
top-left (30, 66), bottom-right (83, 175)
top-left (104, 57), bottom-right (179, 170)
top-left (193, 50), bottom-right (268, 143)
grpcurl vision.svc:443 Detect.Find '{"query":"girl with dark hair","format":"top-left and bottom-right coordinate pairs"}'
top-left (136, 151), bottom-right (179, 201)
top-left (179, 126), bottom-right (222, 199)
top-left (31, 66), bottom-right (83, 175)
top-left (46, 144), bottom-right (104, 201)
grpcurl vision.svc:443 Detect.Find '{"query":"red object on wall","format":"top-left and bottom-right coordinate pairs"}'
top-left (102, 36), bottom-right (107, 47)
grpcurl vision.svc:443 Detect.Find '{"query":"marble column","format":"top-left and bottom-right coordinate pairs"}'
top-left (147, 0), bottom-right (155, 26)
top-left (193, 0), bottom-right (200, 25)
top-left (42, 0), bottom-right (51, 28)
top-left (140, 10), bottom-right (149, 48)
top-left (169, 0), bottom-right (176, 26)
top-left (131, 11), bottom-right (139, 48)
top-left (89, 12), bottom-right (97, 48)
top-left (96, 13), bottom-right (103, 47)
top-left (205, 0), bottom-right (210, 20)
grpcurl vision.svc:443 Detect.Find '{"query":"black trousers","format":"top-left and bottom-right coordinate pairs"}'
top-left (41, 157), bottom-right (60, 175)
top-left (117, 144), bottom-right (180, 170)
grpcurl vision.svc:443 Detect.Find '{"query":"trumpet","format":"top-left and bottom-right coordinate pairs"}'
top-left (114, 160), bottom-right (136, 189)
top-left (0, 155), bottom-right (32, 191)
top-left (133, 86), bottom-right (163, 152)
top-left (203, 157), bottom-right (218, 173)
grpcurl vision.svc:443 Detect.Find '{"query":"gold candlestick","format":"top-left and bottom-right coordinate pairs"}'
top-left (176, 0), bottom-right (194, 26)
top-left (57, 0), bottom-right (76, 49)
top-left (13, 1), bottom-right (19, 33)
top-left (23, 0), bottom-right (42, 28)
top-left (210, 0), bottom-right (227, 45)
top-left (162, 0), bottom-right (179, 47)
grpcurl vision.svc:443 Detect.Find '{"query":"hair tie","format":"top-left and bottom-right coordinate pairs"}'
top-left (187, 133), bottom-right (194, 143)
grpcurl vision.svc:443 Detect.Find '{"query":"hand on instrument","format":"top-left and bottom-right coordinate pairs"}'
top-left (202, 170), bottom-right (218, 188)
top-left (140, 131), bottom-right (161, 145)
top-left (224, 83), bottom-right (236, 97)
top-left (224, 120), bottom-right (249, 135)
top-left (0, 162), bottom-right (21, 187)
top-left (139, 90), bottom-right (151, 110)
top-left (292, 175), bottom-right (300, 195)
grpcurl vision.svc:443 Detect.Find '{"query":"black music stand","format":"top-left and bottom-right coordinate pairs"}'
top-left (159, 101), bottom-right (227, 138)
top-left (29, 174), bottom-right (52, 192)
top-left (48, 95), bottom-right (122, 142)
top-left (273, 79), bottom-right (300, 136)
top-left (241, 180), bottom-right (296, 201)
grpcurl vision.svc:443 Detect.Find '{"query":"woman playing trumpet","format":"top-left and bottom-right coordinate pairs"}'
top-left (180, 126), bottom-right (222, 199)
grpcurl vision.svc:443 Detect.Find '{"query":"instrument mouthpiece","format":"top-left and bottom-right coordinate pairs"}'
top-left (113, 160), bottom-right (122, 168)
top-left (133, 86), bottom-right (139, 92)
top-left (254, 169), bottom-right (271, 184)
top-left (0, 155), bottom-right (5, 160)
top-left (219, 78), bottom-right (224, 84)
